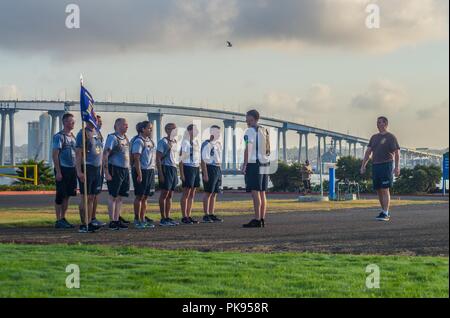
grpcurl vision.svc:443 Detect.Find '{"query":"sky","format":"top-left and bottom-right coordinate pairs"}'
top-left (0, 0), bottom-right (448, 149)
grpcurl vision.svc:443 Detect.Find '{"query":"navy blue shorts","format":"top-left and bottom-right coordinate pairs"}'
top-left (106, 164), bottom-right (130, 198)
top-left (78, 165), bottom-right (102, 195)
top-left (182, 165), bottom-right (201, 189)
top-left (132, 168), bottom-right (155, 197)
top-left (372, 161), bottom-right (394, 190)
top-left (245, 163), bottom-right (269, 192)
top-left (203, 165), bottom-right (222, 194)
top-left (159, 165), bottom-right (178, 191)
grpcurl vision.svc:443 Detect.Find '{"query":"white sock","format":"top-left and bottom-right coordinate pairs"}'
top-left (383, 210), bottom-right (389, 216)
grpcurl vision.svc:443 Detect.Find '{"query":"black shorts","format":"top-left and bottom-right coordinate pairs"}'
top-left (182, 165), bottom-right (201, 189)
top-left (203, 165), bottom-right (222, 194)
top-left (78, 165), bottom-right (102, 195)
top-left (132, 168), bottom-right (156, 197)
top-left (55, 166), bottom-right (77, 204)
top-left (372, 161), bottom-right (394, 190)
top-left (245, 163), bottom-right (269, 192)
top-left (159, 165), bottom-right (178, 191)
top-left (107, 164), bottom-right (130, 197)
top-left (96, 168), bottom-right (104, 193)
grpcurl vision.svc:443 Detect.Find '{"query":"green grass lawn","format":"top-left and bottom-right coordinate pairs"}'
top-left (0, 244), bottom-right (447, 298)
top-left (0, 199), bottom-right (446, 228)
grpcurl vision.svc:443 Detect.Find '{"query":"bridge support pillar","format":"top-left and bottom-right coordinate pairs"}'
top-left (0, 111), bottom-right (6, 165)
top-left (297, 132), bottom-right (303, 163)
top-left (323, 136), bottom-right (327, 154)
top-left (8, 111), bottom-right (16, 165)
top-left (316, 135), bottom-right (322, 170)
top-left (282, 128), bottom-right (287, 163)
top-left (147, 113), bottom-right (164, 144)
top-left (353, 143), bottom-right (357, 158)
top-left (339, 139), bottom-right (343, 156)
top-left (305, 133), bottom-right (309, 162)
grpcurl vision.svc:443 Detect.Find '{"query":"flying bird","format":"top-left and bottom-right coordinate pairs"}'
top-left (227, 41), bottom-right (233, 47)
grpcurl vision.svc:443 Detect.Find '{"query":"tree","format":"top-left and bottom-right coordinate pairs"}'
top-left (270, 161), bottom-right (303, 192)
top-left (336, 156), bottom-right (372, 183)
top-left (14, 159), bottom-right (55, 186)
top-left (394, 165), bottom-right (442, 194)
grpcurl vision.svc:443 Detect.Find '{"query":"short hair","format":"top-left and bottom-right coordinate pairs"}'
top-left (62, 113), bottom-right (74, 123)
top-left (186, 124), bottom-right (194, 131)
top-left (165, 123), bottom-right (176, 133)
top-left (246, 109), bottom-right (260, 121)
top-left (114, 118), bottom-right (126, 130)
top-left (96, 115), bottom-right (102, 119)
top-left (378, 116), bottom-right (389, 125)
top-left (136, 121), bottom-right (151, 134)
top-left (211, 125), bottom-right (221, 130)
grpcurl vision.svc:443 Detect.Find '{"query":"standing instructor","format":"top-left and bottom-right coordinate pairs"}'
top-left (361, 116), bottom-right (400, 221)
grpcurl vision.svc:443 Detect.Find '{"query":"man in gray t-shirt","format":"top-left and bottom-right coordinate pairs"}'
top-left (52, 113), bottom-right (77, 230)
top-left (103, 118), bottom-right (130, 230)
top-left (361, 116), bottom-right (401, 222)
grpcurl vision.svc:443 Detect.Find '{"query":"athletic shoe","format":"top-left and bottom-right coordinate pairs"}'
top-left (209, 215), bottom-right (223, 223)
top-left (202, 215), bottom-right (214, 223)
top-left (189, 217), bottom-right (199, 224)
top-left (91, 218), bottom-right (106, 227)
top-left (134, 221), bottom-right (146, 229)
top-left (243, 219), bottom-right (262, 228)
top-left (159, 218), bottom-right (174, 227)
top-left (88, 222), bottom-right (102, 231)
top-left (61, 218), bottom-right (75, 228)
top-left (144, 222), bottom-right (156, 229)
top-left (145, 216), bottom-right (154, 224)
top-left (375, 212), bottom-right (390, 222)
top-left (167, 218), bottom-right (179, 226)
top-left (109, 221), bottom-right (120, 231)
top-left (55, 219), bottom-right (73, 229)
top-left (119, 216), bottom-right (130, 224)
top-left (118, 221), bottom-right (128, 230)
top-left (79, 224), bottom-right (96, 233)
top-left (181, 217), bottom-right (193, 225)
top-left (134, 219), bottom-right (141, 227)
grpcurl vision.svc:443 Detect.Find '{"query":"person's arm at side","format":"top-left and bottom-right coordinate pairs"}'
top-left (179, 160), bottom-right (185, 182)
top-left (201, 159), bottom-right (208, 182)
top-left (156, 151), bottom-right (164, 183)
top-left (134, 153), bottom-right (142, 183)
top-left (241, 144), bottom-right (249, 174)
top-left (103, 149), bottom-right (112, 181)
top-left (394, 149), bottom-right (401, 177)
top-left (360, 147), bottom-right (373, 174)
top-left (52, 149), bottom-right (63, 181)
top-left (75, 148), bottom-right (85, 183)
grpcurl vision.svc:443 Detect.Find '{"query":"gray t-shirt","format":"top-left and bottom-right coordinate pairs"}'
top-left (104, 133), bottom-right (130, 169)
top-left (75, 128), bottom-right (103, 167)
top-left (368, 132), bottom-right (400, 165)
top-left (52, 131), bottom-right (76, 168)
top-left (157, 137), bottom-right (178, 167)
top-left (131, 136), bottom-right (156, 170)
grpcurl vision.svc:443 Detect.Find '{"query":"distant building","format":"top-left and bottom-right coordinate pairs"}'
top-left (27, 121), bottom-right (40, 160)
top-left (39, 113), bottom-right (51, 162)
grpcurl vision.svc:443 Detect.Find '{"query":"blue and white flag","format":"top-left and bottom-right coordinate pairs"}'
top-left (80, 85), bottom-right (98, 130)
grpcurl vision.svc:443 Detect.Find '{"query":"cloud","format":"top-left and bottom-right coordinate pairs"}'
top-left (258, 83), bottom-right (333, 121)
top-left (351, 80), bottom-right (408, 113)
top-left (416, 100), bottom-right (449, 119)
top-left (0, 0), bottom-right (447, 58)
top-left (0, 85), bottom-right (21, 100)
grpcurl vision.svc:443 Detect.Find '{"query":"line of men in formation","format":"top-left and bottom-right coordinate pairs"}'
top-left (52, 110), bottom-right (271, 233)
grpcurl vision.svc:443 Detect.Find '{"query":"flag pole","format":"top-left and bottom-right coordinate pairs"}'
top-left (80, 75), bottom-right (89, 230)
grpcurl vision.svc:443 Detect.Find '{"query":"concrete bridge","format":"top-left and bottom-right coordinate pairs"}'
top-left (0, 100), bottom-right (443, 171)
